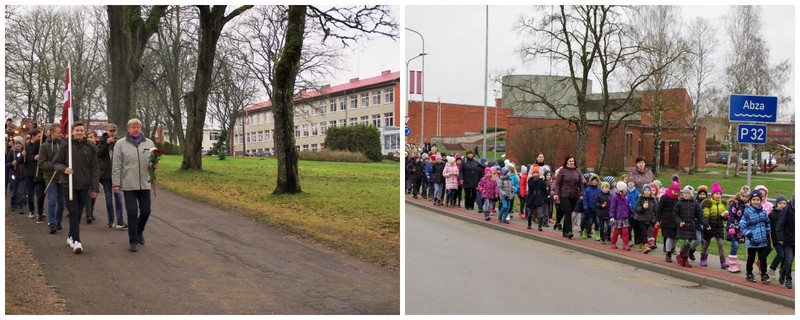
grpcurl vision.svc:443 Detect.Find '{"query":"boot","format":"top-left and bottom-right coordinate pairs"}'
top-left (682, 252), bottom-right (692, 268)
top-left (647, 238), bottom-right (656, 250)
top-left (610, 228), bottom-right (620, 249)
top-left (689, 248), bottom-right (696, 261)
top-left (676, 252), bottom-right (686, 267)
top-left (594, 232), bottom-right (601, 242)
top-left (727, 255), bottom-right (741, 273)
top-left (720, 255), bottom-right (729, 269)
top-left (635, 244), bottom-right (642, 252)
top-left (581, 229), bottom-right (589, 239)
top-left (665, 251), bottom-right (673, 263)
top-left (622, 228), bottom-right (631, 251)
top-left (643, 244), bottom-right (651, 254)
top-left (699, 253), bottom-right (708, 267)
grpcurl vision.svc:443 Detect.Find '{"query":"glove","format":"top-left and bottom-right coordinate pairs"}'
top-left (610, 218), bottom-right (615, 224)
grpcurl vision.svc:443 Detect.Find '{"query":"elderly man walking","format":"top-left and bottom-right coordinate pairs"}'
top-left (112, 118), bottom-right (156, 252)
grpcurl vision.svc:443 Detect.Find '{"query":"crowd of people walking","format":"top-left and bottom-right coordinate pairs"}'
top-left (406, 151), bottom-right (795, 289)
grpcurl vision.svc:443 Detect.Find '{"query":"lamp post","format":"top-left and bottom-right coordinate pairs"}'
top-left (406, 27), bottom-right (425, 147)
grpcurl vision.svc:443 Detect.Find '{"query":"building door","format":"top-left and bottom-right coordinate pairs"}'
top-left (669, 141), bottom-right (680, 167)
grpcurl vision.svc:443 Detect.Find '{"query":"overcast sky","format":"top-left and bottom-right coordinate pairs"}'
top-left (404, 5), bottom-right (795, 120)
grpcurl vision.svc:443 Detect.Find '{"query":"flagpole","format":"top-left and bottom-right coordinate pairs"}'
top-left (67, 63), bottom-right (73, 201)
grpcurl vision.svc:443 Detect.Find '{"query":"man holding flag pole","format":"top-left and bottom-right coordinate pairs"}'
top-left (53, 64), bottom-right (99, 254)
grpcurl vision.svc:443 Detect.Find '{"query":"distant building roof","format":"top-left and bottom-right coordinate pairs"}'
top-left (243, 70), bottom-right (399, 113)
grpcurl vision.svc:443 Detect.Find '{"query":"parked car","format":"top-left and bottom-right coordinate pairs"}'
top-left (255, 150), bottom-right (271, 157)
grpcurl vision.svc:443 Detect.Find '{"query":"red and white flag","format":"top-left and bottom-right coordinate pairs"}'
top-left (409, 70), bottom-right (423, 95)
top-left (60, 65), bottom-right (72, 137)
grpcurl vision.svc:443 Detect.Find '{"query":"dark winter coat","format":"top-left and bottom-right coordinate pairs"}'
top-left (595, 192), bottom-right (612, 220)
top-left (38, 137), bottom-right (63, 185)
top-left (656, 196), bottom-right (679, 229)
top-left (406, 158), bottom-right (424, 181)
top-left (52, 137), bottom-right (99, 192)
top-left (23, 141), bottom-right (42, 180)
top-left (769, 206), bottom-right (784, 247)
top-left (627, 167), bottom-right (655, 190)
top-left (97, 133), bottom-right (116, 179)
top-left (776, 200), bottom-right (795, 246)
top-left (740, 204), bottom-right (770, 249)
top-left (583, 184), bottom-right (601, 213)
top-left (431, 162), bottom-right (445, 184)
top-left (673, 197), bottom-right (706, 240)
top-left (460, 156), bottom-right (484, 189)
top-left (727, 197), bottom-right (748, 242)
top-left (553, 166), bottom-right (583, 200)
top-left (526, 176), bottom-right (548, 207)
top-left (702, 198), bottom-right (728, 238)
top-left (8, 146), bottom-right (24, 181)
top-left (635, 195), bottom-right (657, 223)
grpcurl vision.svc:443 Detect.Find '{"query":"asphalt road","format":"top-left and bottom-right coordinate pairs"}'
top-left (405, 205), bottom-right (793, 315)
top-left (6, 189), bottom-right (399, 315)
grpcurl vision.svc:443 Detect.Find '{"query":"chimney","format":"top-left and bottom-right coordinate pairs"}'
top-left (350, 77), bottom-right (359, 82)
top-left (382, 70), bottom-right (391, 75)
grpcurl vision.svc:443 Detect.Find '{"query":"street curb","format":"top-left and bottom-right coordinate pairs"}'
top-left (407, 199), bottom-right (795, 308)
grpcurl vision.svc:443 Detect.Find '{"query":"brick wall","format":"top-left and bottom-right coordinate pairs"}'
top-left (406, 101), bottom-right (512, 143)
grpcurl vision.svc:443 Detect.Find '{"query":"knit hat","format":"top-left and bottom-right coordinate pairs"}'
top-left (600, 181), bottom-right (610, 190)
top-left (541, 169), bottom-right (550, 178)
top-left (603, 176), bottom-right (615, 185)
top-left (531, 164), bottom-right (540, 176)
top-left (430, 155), bottom-right (436, 161)
top-left (501, 167), bottom-right (509, 176)
top-left (682, 185), bottom-right (695, 197)
top-left (749, 190), bottom-right (763, 202)
top-left (626, 176), bottom-right (635, 183)
top-left (454, 153), bottom-right (461, 159)
top-left (616, 181), bottom-right (627, 192)
top-left (520, 165), bottom-right (528, 174)
top-left (480, 157), bottom-right (487, 164)
top-left (775, 194), bottom-right (788, 204)
top-left (642, 184), bottom-right (652, 193)
top-left (667, 174), bottom-right (681, 200)
top-left (484, 167), bottom-right (493, 175)
top-left (711, 182), bottom-right (723, 195)
top-left (13, 136), bottom-right (23, 144)
top-left (584, 173), bottom-right (592, 181)
top-left (697, 185), bottom-right (708, 196)
top-left (754, 185), bottom-right (769, 198)
top-left (446, 156), bottom-right (455, 163)
top-left (422, 153), bottom-right (429, 159)
top-left (653, 180), bottom-right (663, 188)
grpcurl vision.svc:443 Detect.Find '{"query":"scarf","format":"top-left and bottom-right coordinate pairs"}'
top-left (128, 133), bottom-right (144, 147)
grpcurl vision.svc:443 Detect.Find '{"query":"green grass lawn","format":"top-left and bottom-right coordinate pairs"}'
top-left (155, 155), bottom-right (400, 268)
top-left (657, 170), bottom-right (795, 200)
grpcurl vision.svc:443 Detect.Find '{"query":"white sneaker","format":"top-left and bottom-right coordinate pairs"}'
top-left (28, 212), bottom-right (35, 218)
top-left (769, 268), bottom-right (776, 276)
top-left (67, 236), bottom-right (75, 248)
top-left (73, 241), bottom-right (83, 254)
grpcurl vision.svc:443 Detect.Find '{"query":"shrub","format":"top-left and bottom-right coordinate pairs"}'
top-left (155, 141), bottom-right (180, 155)
top-left (323, 124), bottom-right (382, 162)
top-left (298, 150), bottom-right (371, 162)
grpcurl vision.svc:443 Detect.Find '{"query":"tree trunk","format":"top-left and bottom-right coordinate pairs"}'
top-left (107, 5), bottom-right (167, 136)
top-left (575, 117), bottom-right (588, 170)
top-left (690, 123), bottom-right (697, 174)
top-left (272, 5), bottom-right (307, 195)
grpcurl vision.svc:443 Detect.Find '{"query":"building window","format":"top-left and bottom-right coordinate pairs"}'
top-left (246, 133), bottom-right (251, 143)
top-left (361, 92), bottom-right (369, 108)
top-left (311, 124), bottom-right (318, 136)
top-left (372, 114), bottom-right (381, 127)
top-left (385, 87), bottom-right (394, 103)
top-left (248, 115), bottom-right (253, 126)
top-left (373, 90), bottom-right (381, 105)
top-left (339, 119), bottom-right (346, 127)
top-left (320, 100), bottom-right (327, 114)
top-left (360, 116), bottom-right (369, 125)
top-left (329, 120), bottom-right (337, 128)
top-left (384, 112), bottom-right (394, 127)
top-left (350, 117), bottom-right (358, 126)
top-left (295, 126), bottom-right (300, 137)
top-left (311, 143), bottom-right (318, 151)
top-left (384, 134), bottom-right (400, 150)
top-left (257, 113), bottom-right (262, 124)
top-left (350, 95), bottom-right (358, 109)
top-left (265, 130), bottom-right (270, 141)
top-left (330, 99), bottom-right (337, 113)
top-left (320, 122), bottom-right (327, 135)
top-left (302, 124), bottom-right (309, 137)
top-left (258, 130), bottom-right (264, 142)
top-left (340, 97), bottom-right (347, 111)
top-left (302, 144), bottom-right (309, 151)
top-left (209, 132), bottom-right (220, 141)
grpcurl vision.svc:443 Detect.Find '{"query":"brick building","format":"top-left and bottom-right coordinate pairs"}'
top-left (405, 99), bottom-right (512, 144)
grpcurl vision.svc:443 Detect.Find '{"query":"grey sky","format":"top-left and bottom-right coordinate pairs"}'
top-left (404, 5), bottom-right (795, 120)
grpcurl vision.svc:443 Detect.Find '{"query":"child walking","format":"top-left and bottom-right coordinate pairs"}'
top-left (699, 182), bottom-right (730, 268)
top-left (595, 181), bottom-right (613, 244)
top-left (634, 184), bottom-right (656, 254)
top-left (443, 156), bottom-right (459, 207)
top-left (726, 185), bottom-right (751, 273)
top-left (775, 194), bottom-right (794, 289)
top-left (740, 190), bottom-right (772, 283)
top-left (768, 194), bottom-right (789, 277)
top-left (673, 186), bottom-right (706, 268)
top-left (609, 181), bottom-right (632, 250)
top-left (477, 167), bottom-right (498, 221)
top-left (656, 175), bottom-right (682, 263)
top-left (526, 164), bottom-right (548, 230)
top-left (497, 167), bottom-right (514, 224)
top-left (582, 174), bottom-right (601, 240)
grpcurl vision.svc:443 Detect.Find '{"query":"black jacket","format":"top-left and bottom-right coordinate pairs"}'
top-left (460, 156), bottom-right (484, 189)
top-left (406, 157), bottom-right (424, 181)
top-left (656, 196), bottom-right (679, 229)
top-left (97, 133), bottom-right (116, 179)
top-left (23, 140), bottom-right (42, 180)
top-left (776, 199), bottom-right (795, 246)
top-left (526, 177), bottom-right (547, 207)
top-left (595, 192), bottom-right (612, 220)
top-left (52, 137), bottom-right (99, 192)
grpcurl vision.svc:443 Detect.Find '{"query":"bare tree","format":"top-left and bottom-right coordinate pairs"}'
top-left (686, 16), bottom-right (718, 174)
top-left (629, 5), bottom-right (691, 175)
top-left (722, 6), bottom-right (791, 177)
top-left (271, 5), bottom-right (398, 194)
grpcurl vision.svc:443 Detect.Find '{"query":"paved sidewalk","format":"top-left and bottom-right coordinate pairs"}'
top-left (406, 195), bottom-right (795, 308)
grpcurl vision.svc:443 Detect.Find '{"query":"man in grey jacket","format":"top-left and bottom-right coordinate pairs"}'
top-left (53, 121), bottom-right (99, 254)
top-left (112, 118), bottom-right (156, 252)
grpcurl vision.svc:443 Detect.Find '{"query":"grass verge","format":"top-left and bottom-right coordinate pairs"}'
top-left (156, 155), bottom-right (400, 269)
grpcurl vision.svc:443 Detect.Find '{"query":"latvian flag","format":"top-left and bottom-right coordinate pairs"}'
top-left (409, 70), bottom-right (422, 95)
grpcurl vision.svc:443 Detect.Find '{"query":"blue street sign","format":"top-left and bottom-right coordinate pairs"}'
top-left (737, 124), bottom-right (768, 145)
top-left (405, 126), bottom-right (411, 137)
top-left (729, 94), bottom-right (778, 123)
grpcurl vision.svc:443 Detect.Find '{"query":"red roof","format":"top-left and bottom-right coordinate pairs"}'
top-left (243, 71), bottom-right (399, 112)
